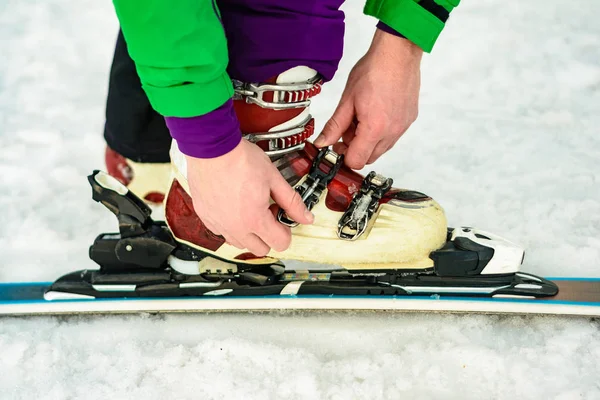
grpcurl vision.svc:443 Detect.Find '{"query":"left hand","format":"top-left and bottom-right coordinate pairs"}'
top-left (314, 29), bottom-right (423, 169)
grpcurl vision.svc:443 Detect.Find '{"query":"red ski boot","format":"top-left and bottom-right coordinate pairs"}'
top-left (164, 66), bottom-right (448, 274)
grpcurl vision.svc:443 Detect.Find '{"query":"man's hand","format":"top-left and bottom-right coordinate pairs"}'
top-left (314, 29), bottom-right (423, 169)
top-left (185, 139), bottom-right (314, 256)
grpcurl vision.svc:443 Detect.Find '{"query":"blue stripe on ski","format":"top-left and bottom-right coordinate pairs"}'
top-left (546, 277), bottom-right (600, 281)
top-left (0, 282), bottom-right (53, 287)
top-left (1, 279), bottom-right (599, 308)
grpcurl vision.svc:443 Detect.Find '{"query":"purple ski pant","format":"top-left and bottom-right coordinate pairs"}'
top-left (165, 0), bottom-right (347, 159)
top-left (218, 0), bottom-right (345, 83)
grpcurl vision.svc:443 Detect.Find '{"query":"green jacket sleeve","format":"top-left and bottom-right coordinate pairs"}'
top-left (364, 0), bottom-right (460, 52)
top-left (112, 0), bottom-right (234, 117)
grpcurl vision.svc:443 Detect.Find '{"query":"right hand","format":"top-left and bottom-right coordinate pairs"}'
top-left (185, 139), bottom-right (314, 256)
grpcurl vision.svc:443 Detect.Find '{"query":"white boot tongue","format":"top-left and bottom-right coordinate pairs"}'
top-left (276, 66), bottom-right (318, 84)
top-left (169, 141), bottom-right (189, 181)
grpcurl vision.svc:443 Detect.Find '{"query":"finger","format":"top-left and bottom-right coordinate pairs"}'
top-left (202, 217), bottom-right (222, 236)
top-left (255, 210), bottom-right (292, 252)
top-left (222, 232), bottom-right (244, 249)
top-left (268, 203), bottom-right (280, 218)
top-left (332, 141), bottom-right (348, 155)
top-left (366, 139), bottom-right (393, 165)
top-left (366, 123), bottom-right (411, 164)
top-left (332, 121), bottom-right (357, 154)
top-left (344, 123), bottom-right (381, 169)
top-left (342, 122), bottom-right (357, 146)
top-left (270, 173), bottom-right (314, 225)
top-left (313, 95), bottom-right (355, 148)
top-left (241, 233), bottom-right (271, 257)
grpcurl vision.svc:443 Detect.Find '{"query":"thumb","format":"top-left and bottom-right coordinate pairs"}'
top-left (314, 95), bottom-right (354, 148)
top-left (270, 172), bottom-right (314, 225)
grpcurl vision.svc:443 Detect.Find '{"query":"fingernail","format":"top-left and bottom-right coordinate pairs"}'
top-left (305, 210), bottom-right (315, 223)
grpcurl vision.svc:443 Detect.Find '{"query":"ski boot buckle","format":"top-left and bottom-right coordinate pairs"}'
top-left (232, 75), bottom-right (323, 110)
top-left (243, 114), bottom-right (315, 157)
top-left (337, 172), bottom-right (393, 240)
top-left (278, 148), bottom-right (344, 227)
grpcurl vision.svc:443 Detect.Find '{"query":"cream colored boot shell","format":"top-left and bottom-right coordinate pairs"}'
top-left (168, 142), bottom-right (447, 270)
top-left (125, 159), bottom-right (172, 201)
top-left (269, 188), bottom-right (447, 270)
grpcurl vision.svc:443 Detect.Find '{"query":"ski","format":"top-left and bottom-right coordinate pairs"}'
top-left (0, 278), bottom-right (599, 316)
top-left (1, 170), bottom-right (598, 317)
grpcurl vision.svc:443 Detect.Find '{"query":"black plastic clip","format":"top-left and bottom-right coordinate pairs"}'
top-left (277, 148), bottom-right (344, 227)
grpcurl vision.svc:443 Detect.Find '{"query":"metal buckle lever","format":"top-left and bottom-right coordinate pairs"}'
top-left (337, 172), bottom-right (393, 241)
top-left (233, 75), bottom-right (322, 110)
top-left (242, 114), bottom-right (313, 157)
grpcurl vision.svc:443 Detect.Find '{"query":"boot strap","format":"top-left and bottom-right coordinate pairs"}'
top-left (242, 114), bottom-right (315, 157)
top-left (233, 75), bottom-right (323, 157)
top-left (232, 75), bottom-right (323, 110)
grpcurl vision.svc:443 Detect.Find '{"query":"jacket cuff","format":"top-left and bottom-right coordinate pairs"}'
top-left (142, 71), bottom-right (235, 118)
top-left (376, 21), bottom-right (406, 38)
top-left (165, 99), bottom-right (242, 159)
top-left (364, 0), bottom-right (446, 52)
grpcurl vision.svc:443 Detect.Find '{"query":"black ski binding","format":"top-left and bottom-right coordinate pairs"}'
top-left (44, 171), bottom-right (558, 301)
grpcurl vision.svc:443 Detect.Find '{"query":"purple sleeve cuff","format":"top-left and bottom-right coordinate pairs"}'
top-left (164, 99), bottom-right (242, 159)
top-left (376, 21), bottom-right (406, 39)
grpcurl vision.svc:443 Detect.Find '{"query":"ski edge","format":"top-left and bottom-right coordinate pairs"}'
top-left (1, 295), bottom-right (600, 317)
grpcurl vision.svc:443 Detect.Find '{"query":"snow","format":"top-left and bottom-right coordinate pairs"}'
top-left (1, 0), bottom-right (599, 398)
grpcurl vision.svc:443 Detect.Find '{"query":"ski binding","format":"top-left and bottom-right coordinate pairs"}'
top-left (44, 171), bottom-right (559, 301)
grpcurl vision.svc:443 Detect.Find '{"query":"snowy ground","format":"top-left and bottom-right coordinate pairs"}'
top-left (1, 0), bottom-right (599, 399)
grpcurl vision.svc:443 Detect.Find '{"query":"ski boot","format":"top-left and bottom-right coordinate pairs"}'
top-left (45, 66), bottom-right (558, 299)
top-left (167, 66), bottom-right (447, 272)
top-left (161, 66), bottom-right (557, 296)
top-left (105, 145), bottom-right (171, 209)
